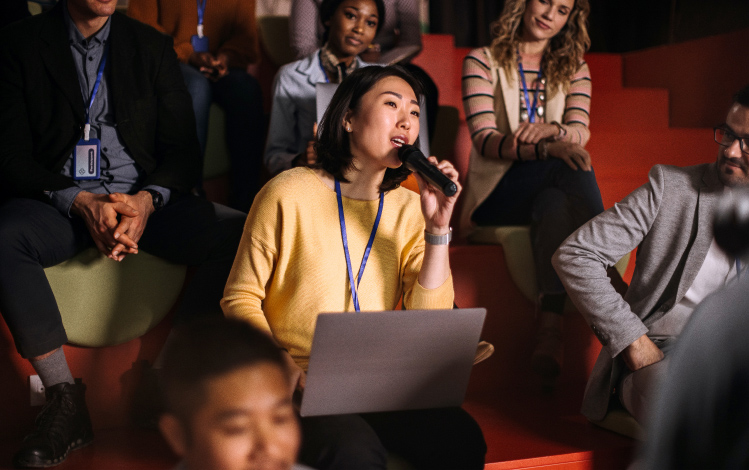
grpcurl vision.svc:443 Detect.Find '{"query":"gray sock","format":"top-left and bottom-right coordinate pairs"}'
top-left (30, 348), bottom-right (75, 388)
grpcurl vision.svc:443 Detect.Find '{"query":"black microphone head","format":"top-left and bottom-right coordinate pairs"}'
top-left (397, 144), bottom-right (421, 163)
top-left (714, 188), bottom-right (749, 257)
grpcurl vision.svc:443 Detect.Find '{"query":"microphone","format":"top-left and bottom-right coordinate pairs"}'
top-left (398, 145), bottom-right (458, 197)
top-left (714, 188), bottom-right (749, 257)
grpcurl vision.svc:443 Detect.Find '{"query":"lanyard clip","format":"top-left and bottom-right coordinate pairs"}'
top-left (197, 24), bottom-right (204, 38)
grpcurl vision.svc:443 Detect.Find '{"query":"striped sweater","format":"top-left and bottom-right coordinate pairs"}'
top-left (462, 47), bottom-right (591, 161)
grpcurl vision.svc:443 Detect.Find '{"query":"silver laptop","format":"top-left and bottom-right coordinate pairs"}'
top-left (316, 82), bottom-right (430, 157)
top-left (299, 308), bottom-right (486, 417)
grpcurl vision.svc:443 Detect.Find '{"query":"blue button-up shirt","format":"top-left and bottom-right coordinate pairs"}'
top-left (49, 4), bottom-right (171, 215)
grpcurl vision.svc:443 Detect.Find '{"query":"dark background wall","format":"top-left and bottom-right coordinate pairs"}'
top-left (430, 0), bottom-right (749, 53)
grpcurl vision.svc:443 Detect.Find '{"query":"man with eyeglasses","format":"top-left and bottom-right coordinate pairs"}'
top-left (551, 85), bottom-right (749, 427)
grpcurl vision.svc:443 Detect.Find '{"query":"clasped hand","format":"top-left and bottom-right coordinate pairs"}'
top-left (513, 122), bottom-right (591, 171)
top-left (71, 191), bottom-right (155, 262)
top-left (189, 51), bottom-right (229, 82)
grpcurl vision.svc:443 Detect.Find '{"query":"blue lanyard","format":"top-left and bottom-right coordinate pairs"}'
top-left (318, 51), bottom-right (330, 84)
top-left (517, 54), bottom-right (543, 123)
top-left (196, 0), bottom-right (207, 26)
top-left (83, 44), bottom-right (109, 140)
top-left (335, 179), bottom-right (384, 312)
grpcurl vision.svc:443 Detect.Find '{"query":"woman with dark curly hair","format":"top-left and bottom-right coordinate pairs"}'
top-left (223, 65), bottom-right (486, 469)
top-left (459, 0), bottom-right (605, 384)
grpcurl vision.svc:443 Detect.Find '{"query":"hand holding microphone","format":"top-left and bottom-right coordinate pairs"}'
top-left (398, 145), bottom-right (458, 197)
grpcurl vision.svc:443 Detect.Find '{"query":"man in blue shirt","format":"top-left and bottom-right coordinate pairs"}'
top-left (0, 0), bottom-right (245, 466)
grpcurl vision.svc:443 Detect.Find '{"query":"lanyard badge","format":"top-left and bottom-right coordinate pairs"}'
top-left (517, 52), bottom-right (544, 124)
top-left (191, 0), bottom-right (210, 52)
top-left (336, 179), bottom-right (384, 312)
top-left (74, 45), bottom-right (108, 181)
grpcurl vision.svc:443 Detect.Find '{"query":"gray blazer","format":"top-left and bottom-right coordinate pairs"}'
top-left (553, 162), bottom-right (724, 420)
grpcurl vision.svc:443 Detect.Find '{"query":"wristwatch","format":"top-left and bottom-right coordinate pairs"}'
top-left (424, 228), bottom-right (452, 245)
top-left (143, 189), bottom-right (164, 211)
top-left (551, 121), bottom-right (567, 141)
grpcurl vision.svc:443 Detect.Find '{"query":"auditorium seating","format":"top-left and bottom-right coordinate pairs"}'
top-left (0, 24), bottom-right (742, 468)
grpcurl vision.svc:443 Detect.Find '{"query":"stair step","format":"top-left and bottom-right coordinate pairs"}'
top-left (585, 53), bottom-right (624, 91)
top-left (590, 128), bottom-right (715, 170)
top-left (463, 400), bottom-right (634, 470)
top-left (592, 88), bottom-right (670, 130)
top-left (589, 128), bottom-right (716, 207)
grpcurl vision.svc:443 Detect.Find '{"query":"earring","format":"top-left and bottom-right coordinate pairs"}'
top-left (346, 126), bottom-right (351, 132)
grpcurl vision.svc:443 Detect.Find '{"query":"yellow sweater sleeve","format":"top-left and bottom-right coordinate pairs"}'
top-left (222, 168), bottom-right (454, 369)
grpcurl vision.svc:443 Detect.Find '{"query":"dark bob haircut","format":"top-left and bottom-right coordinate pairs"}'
top-left (320, 0), bottom-right (386, 44)
top-left (160, 317), bottom-right (285, 423)
top-left (734, 85), bottom-right (749, 108)
top-left (315, 65), bottom-right (425, 192)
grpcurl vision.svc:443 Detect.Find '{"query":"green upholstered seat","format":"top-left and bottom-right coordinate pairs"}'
top-left (203, 103), bottom-right (232, 180)
top-left (44, 248), bottom-right (187, 347)
top-left (27, 1), bottom-right (42, 15)
top-left (467, 225), bottom-right (630, 303)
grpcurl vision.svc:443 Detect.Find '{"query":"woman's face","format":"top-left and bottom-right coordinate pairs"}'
top-left (326, 0), bottom-right (379, 63)
top-left (521, 0), bottom-right (575, 44)
top-left (344, 76), bottom-right (421, 171)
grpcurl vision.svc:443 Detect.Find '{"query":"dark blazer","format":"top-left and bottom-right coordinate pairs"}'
top-left (0, 3), bottom-right (200, 200)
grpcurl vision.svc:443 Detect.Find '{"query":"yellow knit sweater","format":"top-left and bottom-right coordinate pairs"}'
top-left (221, 168), bottom-right (454, 370)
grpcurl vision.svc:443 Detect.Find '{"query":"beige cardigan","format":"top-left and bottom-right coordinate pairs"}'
top-left (458, 48), bottom-right (567, 236)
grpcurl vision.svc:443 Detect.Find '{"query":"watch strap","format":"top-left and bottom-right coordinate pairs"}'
top-left (143, 189), bottom-right (164, 211)
top-left (424, 228), bottom-right (452, 245)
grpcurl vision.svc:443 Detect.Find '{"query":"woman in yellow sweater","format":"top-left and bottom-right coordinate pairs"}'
top-left (222, 66), bottom-right (486, 469)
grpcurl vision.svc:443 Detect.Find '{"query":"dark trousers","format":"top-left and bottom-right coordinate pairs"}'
top-left (299, 407), bottom-right (487, 470)
top-left (472, 159), bottom-right (604, 299)
top-left (0, 196), bottom-right (245, 359)
top-left (180, 64), bottom-right (265, 212)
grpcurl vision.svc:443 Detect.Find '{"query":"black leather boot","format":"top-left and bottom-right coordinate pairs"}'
top-left (13, 381), bottom-right (94, 468)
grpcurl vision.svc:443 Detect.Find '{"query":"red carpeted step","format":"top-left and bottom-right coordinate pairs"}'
top-left (585, 53), bottom-right (624, 91)
top-left (590, 128), bottom-right (716, 169)
top-left (413, 34), bottom-right (460, 104)
top-left (590, 128), bottom-right (716, 206)
top-left (450, 244), bottom-right (636, 469)
top-left (592, 88), bottom-right (671, 130)
top-left (0, 428), bottom-right (177, 470)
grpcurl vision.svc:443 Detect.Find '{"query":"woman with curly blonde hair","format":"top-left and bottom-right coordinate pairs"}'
top-left (459, 0), bottom-right (605, 386)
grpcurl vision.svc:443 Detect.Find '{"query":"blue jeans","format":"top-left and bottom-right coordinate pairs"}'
top-left (180, 64), bottom-right (264, 212)
top-left (472, 159), bottom-right (604, 302)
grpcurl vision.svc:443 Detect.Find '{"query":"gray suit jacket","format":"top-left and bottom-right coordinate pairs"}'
top-left (553, 162), bottom-right (723, 420)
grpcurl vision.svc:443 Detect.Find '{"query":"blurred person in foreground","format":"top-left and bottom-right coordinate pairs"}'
top-left (159, 317), bottom-right (312, 470)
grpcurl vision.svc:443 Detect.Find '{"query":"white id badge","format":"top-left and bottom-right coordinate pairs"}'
top-left (73, 138), bottom-right (101, 180)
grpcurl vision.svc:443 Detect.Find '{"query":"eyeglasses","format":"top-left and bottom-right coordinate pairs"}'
top-left (714, 127), bottom-right (749, 155)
